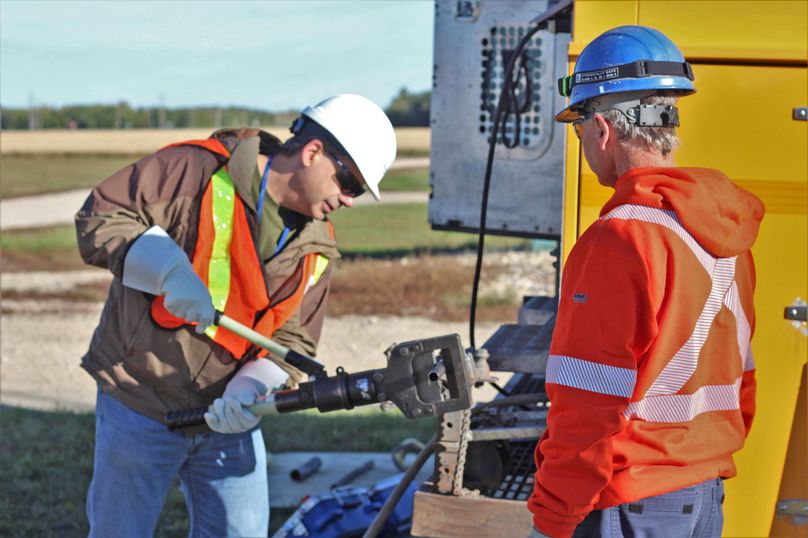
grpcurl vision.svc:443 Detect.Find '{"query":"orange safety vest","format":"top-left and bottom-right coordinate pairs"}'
top-left (150, 138), bottom-right (333, 359)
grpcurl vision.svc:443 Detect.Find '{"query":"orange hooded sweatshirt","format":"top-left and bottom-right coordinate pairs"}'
top-left (528, 167), bottom-right (764, 538)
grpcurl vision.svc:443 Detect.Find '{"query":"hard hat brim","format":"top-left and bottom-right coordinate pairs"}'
top-left (554, 106), bottom-right (583, 123)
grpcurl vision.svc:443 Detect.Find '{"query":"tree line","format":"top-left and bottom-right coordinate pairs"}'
top-left (0, 88), bottom-right (431, 130)
top-left (0, 103), bottom-right (285, 130)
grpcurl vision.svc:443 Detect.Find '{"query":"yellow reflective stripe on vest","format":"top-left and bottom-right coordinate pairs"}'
top-left (205, 168), bottom-right (236, 339)
top-left (304, 254), bottom-right (330, 294)
top-left (313, 255), bottom-right (329, 283)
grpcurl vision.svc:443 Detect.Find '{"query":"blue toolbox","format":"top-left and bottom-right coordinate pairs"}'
top-left (272, 473), bottom-right (418, 538)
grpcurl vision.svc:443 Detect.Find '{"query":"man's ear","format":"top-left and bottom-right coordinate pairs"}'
top-left (300, 138), bottom-right (325, 167)
top-left (593, 113), bottom-right (611, 151)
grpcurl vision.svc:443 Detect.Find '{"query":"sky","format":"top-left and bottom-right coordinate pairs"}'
top-left (0, 0), bottom-right (434, 111)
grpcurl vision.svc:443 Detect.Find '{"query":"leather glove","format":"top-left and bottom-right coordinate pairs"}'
top-left (123, 225), bottom-right (215, 333)
top-left (205, 359), bottom-right (289, 434)
top-left (160, 262), bottom-right (215, 334)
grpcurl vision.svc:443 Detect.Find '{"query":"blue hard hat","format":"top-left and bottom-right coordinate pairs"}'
top-left (556, 26), bottom-right (695, 122)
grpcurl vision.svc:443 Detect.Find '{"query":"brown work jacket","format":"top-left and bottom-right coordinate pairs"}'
top-left (75, 128), bottom-right (339, 424)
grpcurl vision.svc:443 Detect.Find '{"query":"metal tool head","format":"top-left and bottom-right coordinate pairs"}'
top-left (381, 334), bottom-right (476, 419)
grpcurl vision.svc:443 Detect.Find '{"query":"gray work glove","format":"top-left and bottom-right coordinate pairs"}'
top-left (123, 225), bottom-right (215, 333)
top-left (160, 262), bottom-right (215, 333)
top-left (528, 528), bottom-right (552, 538)
top-left (204, 359), bottom-right (289, 434)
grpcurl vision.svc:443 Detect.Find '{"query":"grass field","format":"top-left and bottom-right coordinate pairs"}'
top-left (329, 202), bottom-right (526, 256)
top-left (381, 167), bottom-right (429, 192)
top-left (0, 225), bottom-right (85, 270)
top-left (0, 127), bottom-right (430, 156)
top-left (0, 405), bottom-right (435, 537)
top-left (0, 204), bottom-right (531, 322)
top-left (0, 154), bottom-right (140, 198)
top-left (0, 203), bottom-right (525, 271)
top-left (0, 154), bottom-right (428, 199)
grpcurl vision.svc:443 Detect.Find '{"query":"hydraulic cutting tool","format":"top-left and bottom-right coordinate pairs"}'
top-left (165, 311), bottom-right (491, 430)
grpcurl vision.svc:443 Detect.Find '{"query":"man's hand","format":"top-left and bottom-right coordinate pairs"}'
top-left (123, 225), bottom-right (215, 333)
top-left (204, 376), bottom-right (266, 434)
top-left (161, 263), bottom-right (215, 334)
top-left (205, 359), bottom-right (289, 434)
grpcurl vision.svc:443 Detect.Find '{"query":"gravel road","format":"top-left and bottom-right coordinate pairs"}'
top-left (0, 269), bottom-right (505, 413)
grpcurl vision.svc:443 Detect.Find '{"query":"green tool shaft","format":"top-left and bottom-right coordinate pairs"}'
top-left (213, 311), bottom-right (325, 376)
top-left (216, 313), bottom-right (292, 360)
top-left (248, 395), bottom-right (279, 417)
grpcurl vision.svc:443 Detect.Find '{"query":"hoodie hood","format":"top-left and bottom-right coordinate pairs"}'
top-left (601, 167), bottom-right (765, 257)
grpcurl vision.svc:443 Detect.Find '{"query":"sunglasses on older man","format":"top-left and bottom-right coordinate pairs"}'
top-left (571, 107), bottom-right (596, 140)
top-left (325, 149), bottom-right (366, 198)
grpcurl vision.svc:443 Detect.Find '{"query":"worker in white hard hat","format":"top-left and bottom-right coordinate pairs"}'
top-left (75, 94), bottom-right (396, 537)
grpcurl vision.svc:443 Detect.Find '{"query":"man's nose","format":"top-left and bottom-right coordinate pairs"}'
top-left (337, 192), bottom-right (355, 208)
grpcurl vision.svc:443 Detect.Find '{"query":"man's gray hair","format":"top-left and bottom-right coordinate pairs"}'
top-left (599, 92), bottom-right (681, 156)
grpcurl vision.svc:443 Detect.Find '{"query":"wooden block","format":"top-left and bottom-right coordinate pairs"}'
top-left (411, 490), bottom-right (533, 537)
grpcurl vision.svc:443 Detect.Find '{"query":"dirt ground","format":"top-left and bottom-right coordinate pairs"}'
top-left (0, 297), bottom-right (503, 412)
top-left (0, 252), bottom-right (556, 412)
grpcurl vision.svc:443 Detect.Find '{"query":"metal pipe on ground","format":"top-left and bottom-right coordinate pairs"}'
top-left (331, 460), bottom-right (375, 489)
top-left (290, 456), bottom-right (322, 482)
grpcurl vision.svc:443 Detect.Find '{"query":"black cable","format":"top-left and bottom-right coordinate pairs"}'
top-left (469, 16), bottom-right (556, 350)
top-left (488, 381), bottom-right (512, 397)
top-left (362, 3), bottom-right (572, 534)
top-left (503, 50), bottom-right (532, 148)
top-left (362, 433), bottom-right (437, 538)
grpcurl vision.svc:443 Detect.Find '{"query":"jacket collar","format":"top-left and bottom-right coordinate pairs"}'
top-left (226, 135), bottom-right (261, 214)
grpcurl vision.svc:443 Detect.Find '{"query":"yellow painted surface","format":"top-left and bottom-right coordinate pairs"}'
top-left (577, 177), bottom-right (808, 218)
top-left (726, 210), bottom-right (808, 537)
top-left (570, 0), bottom-right (808, 62)
top-left (674, 58), bottom-right (806, 536)
top-left (639, 1), bottom-right (808, 63)
top-left (570, 0), bottom-right (638, 56)
top-left (561, 127), bottom-right (582, 262)
top-left (676, 64), bottom-right (807, 186)
top-left (770, 366), bottom-right (808, 538)
top-left (562, 1), bottom-right (808, 535)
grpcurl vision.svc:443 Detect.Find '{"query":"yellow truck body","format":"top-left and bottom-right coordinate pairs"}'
top-left (562, 2), bottom-right (808, 535)
top-left (418, 2), bottom-right (806, 535)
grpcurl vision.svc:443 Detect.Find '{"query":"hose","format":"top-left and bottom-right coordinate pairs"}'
top-left (467, 0), bottom-right (572, 348)
top-left (362, 433), bottom-right (437, 538)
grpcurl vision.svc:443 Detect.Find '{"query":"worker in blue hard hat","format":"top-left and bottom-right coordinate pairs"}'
top-left (527, 26), bottom-right (763, 538)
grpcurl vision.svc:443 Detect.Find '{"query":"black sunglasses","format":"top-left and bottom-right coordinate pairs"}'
top-left (325, 149), bottom-right (365, 198)
top-left (571, 108), bottom-right (595, 140)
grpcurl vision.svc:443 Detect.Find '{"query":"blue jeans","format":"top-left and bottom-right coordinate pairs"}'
top-left (86, 391), bottom-right (268, 538)
top-left (571, 478), bottom-right (725, 538)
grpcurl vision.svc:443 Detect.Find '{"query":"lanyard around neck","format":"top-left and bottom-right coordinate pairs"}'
top-left (256, 154), bottom-right (274, 227)
top-left (257, 154), bottom-right (293, 257)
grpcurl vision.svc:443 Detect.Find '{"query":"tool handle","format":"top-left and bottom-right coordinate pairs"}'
top-left (214, 312), bottom-right (325, 376)
top-left (166, 406), bottom-right (207, 431)
top-left (165, 394), bottom-right (279, 431)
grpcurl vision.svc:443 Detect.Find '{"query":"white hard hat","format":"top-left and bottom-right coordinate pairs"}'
top-left (301, 94), bottom-right (396, 200)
